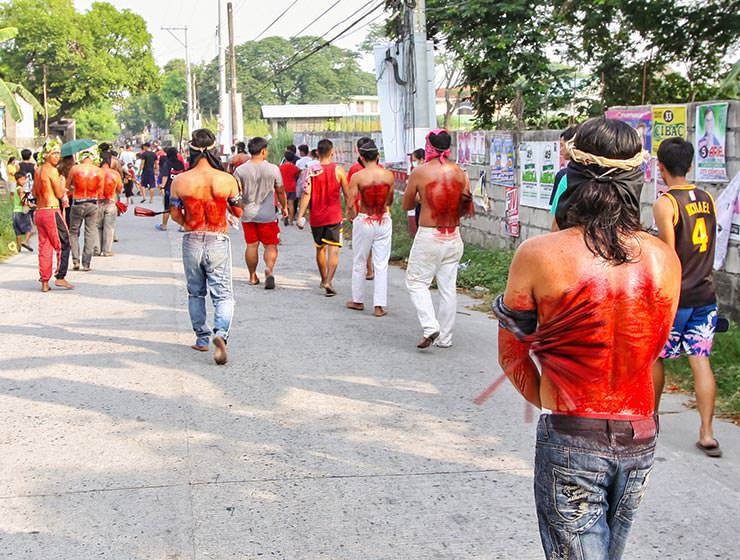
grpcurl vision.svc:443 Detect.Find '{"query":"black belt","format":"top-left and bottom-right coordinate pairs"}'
top-left (73, 199), bottom-right (97, 205)
top-left (549, 414), bottom-right (657, 441)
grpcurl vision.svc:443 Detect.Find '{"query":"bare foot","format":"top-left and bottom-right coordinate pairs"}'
top-left (41, 281), bottom-right (50, 293)
top-left (54, 278), bottom-right (74, 290)
top-left (191, 344), bottom-right (209, 352)
top-left (417, 332), bottom-right (439, 349)
top-left (213, 336), bottom-right (228, 365)
top-left (346, 301), bottom-right (364, 311)
top-left (374, 306), bottom-right (387, 317)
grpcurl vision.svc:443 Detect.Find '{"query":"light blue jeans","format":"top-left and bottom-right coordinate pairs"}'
top-left (182, 232), bottom-right (234, 347)
top-left (535, 414), bottom-right (657, 560)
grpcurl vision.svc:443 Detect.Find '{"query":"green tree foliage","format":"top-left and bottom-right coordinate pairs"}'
top-left (553, 0), bottom-right (740, 107)
top-left (198, 36), bottom-right (376, 121)
top-left (118, 60), bottom-right (187, 136)
top-left (0, 0), bottom-right (158, 119)
top-left (73, 102), bottom-right (120, 140)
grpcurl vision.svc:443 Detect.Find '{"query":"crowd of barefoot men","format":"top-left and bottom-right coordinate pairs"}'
top-left (26, 119), bottom-right (722, 558)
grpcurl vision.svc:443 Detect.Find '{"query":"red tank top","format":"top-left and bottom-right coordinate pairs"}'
top-left (309, 163), bottom-right (342, 227)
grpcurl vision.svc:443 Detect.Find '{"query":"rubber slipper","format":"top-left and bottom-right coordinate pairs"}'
top-left (325, 286), bottom-right (337, 297)
top-left (190, 344), bottom-right (209, 352)
top-left (696, 440), bottom-right (722, 458)
top-left (248, 278), bottom-right (260, 286)
top-left (265, 275), bottom-right (275, 290)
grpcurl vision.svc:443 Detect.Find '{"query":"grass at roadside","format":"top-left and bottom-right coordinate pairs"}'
top-left (0, 196), bottom-right (16, 260)
top-left (664, 323), bottom-right (740, 419)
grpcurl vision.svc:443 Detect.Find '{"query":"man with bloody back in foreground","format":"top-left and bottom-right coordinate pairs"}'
top-left (492, 117), bottom-right (680, 559)
top-left (170, 129), bottom-right (243, 366)
top-left (402, 129), bottom-right (473, 349)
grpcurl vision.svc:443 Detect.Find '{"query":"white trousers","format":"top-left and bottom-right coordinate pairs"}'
top-left (352, 213), bottom-right (392, 307)
top-left (405, 226), bottom-right (464, 346)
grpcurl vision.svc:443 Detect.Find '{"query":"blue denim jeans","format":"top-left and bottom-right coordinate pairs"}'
top-left (534, 414), bottom-right (657, 560)
top-left (182, 232), bottom-right (234, 347)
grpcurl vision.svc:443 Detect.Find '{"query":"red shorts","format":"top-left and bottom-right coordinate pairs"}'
top-left (242, 220), bottom-right (280, 245)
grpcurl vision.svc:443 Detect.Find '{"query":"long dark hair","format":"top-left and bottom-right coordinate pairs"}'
top-left (563, 117), bottom-right (643, 265)
top-left (188, 128), bottom-right (224, 171)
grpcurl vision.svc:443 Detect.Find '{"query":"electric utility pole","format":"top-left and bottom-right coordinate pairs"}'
top-left (218, 0), bottom-right (230, 151)
top-left (227, 2), bottom-right (239, 144)
top-left (410, 0), bottom-right (435, 144)
top-left (162, 26), bottom-right (194, 140)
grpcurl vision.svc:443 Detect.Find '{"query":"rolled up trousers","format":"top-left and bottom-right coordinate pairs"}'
top-left (35, 208), bottom-right (71, 282)
top-left (352, 213), bottom-right (392, 308)
top-left (405, 226), bottom-right (464, 346)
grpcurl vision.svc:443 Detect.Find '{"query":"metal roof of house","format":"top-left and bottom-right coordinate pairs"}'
top-left (261, 104), bottom-right (350, 119)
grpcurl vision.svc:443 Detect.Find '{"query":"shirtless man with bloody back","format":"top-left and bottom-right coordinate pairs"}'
top-left (346, 138), bottom-right (395, 317)
top-left (67, 151), bottom-right (103, 271)
top-left (491, 117), bottom-right (681, 559)
top-left (170, 129), bottom-right (243, 365)
top-left (32, 140), bottom-right (73, 292)
top-left (402, 129), bottom-right (473, 349)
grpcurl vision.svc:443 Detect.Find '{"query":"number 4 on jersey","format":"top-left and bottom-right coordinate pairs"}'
top-left (692, 217), bottom-right (709, 252)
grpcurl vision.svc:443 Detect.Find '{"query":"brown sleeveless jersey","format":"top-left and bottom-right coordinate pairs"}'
top-left (662, 185), bottom-right (716, 307)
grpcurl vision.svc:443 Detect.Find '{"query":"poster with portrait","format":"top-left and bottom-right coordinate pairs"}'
top-left (470, 131), bottom-right (487, 164)
top-left (472, 167), bottom-right (490, 212)
top-left (695, 103), bottom-right (728, 182)
top-left (606, 107), bottom-right (653, 180)
top-left (652, 105), bottom-right (687, 157)
top-left (518, 141), bottom-right (560, 209)
top-left (489, 132), bottom-right (515, 187)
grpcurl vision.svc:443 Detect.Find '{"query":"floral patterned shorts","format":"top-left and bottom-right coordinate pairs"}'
top-left (660, 304), bottom-right (717, 359)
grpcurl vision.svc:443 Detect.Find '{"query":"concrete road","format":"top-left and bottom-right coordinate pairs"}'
top-left (0, 207), bottom-right (738, 559)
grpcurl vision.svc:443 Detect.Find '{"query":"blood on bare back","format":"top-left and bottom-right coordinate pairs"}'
top-left (74, 168), bottom-right (102, 199)
top-left (425, 177), bottom-right (464, 225)
top-left (360, 183), bottom-right (391, 222)
top-left (182, 196), bottom-right (229, 232)
top-left (496, 274), bottom-right (674, 419)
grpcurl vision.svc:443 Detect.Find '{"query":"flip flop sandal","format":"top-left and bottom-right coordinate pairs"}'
top-left (324, 286), bottom-right (337, 297)
top-left (696, 440), bottom-right (722, 458)
top-left (248, 278), bottom-right (261, 286)
top-left (265, 275), bottom-right (275, 290)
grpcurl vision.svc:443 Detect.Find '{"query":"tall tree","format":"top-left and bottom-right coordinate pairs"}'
top-left (0, 0), bottom-right (158, 119)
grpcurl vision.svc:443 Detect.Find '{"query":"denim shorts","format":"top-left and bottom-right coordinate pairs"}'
top-left (534, 414), bottom-right (657, 560)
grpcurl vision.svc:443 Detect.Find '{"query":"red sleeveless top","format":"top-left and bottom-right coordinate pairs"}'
top-left (309, 163), bottom-right (342, 227)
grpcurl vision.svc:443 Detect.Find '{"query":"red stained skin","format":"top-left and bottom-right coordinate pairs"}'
top-left (359, 183), bottom-right (391, 222)
top-left (502, 274), bottom-right (674, 419)
top-left (182, 196), bottom-right (229, 232)
top-left (73, 167), bottom-right (102, 199)
top-left (101, 169), bottom-right (121, 199)
top-left (425, 178), bottom-right (464, 226)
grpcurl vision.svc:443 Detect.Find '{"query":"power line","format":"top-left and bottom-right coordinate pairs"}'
top-left (254, 0), bottom-right (301, 41)
top-left (292, 0), bottom-right (344, 37)
top-left (250, 1), bottom-right (386, 96)
top-left (260, 0), bottom-right (381, 76)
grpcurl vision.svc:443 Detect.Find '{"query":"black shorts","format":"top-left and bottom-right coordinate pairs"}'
top-left (141, 170), bottom-right (156, 189)
top-left (163, 187), bottom-right (171, 210)
top-left (12, 212), bottom-right (33, 235)
top-left (286, 191), bottom-right (297, 201)
top-left (311, 223), bottom-right (342, 247)
top-left (123, 182), bottom-right (134, 197)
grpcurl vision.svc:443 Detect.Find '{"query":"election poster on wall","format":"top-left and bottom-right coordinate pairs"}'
top-left (505, 186), bottom-right (520, 237)
top-left (695, 103), bottom-right (729, 182)
top-left (606, 107), bottom-right (653, 180)
top-left (518, 141), bottom-right (560, 209)
top-left (652, 105), bottom-right (687, 156)
top-left (489, 132), bottom-right (515, 187)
